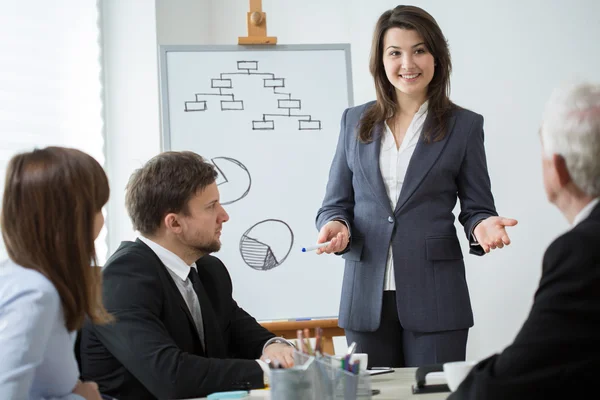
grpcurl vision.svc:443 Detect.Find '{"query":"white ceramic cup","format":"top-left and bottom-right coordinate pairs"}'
top-left (349, 353), bottom-right (368, 372)
top-left (443, 360), bottom-right (477, 392)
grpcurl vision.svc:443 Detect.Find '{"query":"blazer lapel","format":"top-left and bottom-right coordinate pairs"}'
top-left (134, 239), bottom-right (206, 355)
top-left (358, 122), bottom-right (393, 215)
top-left (395, 114), bottom-right (456, 214)
top-left (162, 269), bottom-right (206, 354)
top-left (135, 239), bottom-right (202, 347)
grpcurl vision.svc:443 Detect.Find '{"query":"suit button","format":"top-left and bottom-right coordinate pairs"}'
top-left (388, 216), bottom-right (394, 223)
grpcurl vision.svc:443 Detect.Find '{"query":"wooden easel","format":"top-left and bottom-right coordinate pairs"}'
top-left (239, 0), bottom-right (344, 355)
top-left (260, 318), bottom-right (345, 355)
top-left (238, 0), bottom-right (277, 45)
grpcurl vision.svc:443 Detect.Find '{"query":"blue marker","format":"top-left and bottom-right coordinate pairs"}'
top-left (301, 241), bottom-right (331, 252)
top-left (207, 391), bottom-right (249, 399)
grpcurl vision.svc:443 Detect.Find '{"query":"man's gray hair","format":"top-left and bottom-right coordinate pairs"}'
top-left (541, 82), bottom-right (600, 197)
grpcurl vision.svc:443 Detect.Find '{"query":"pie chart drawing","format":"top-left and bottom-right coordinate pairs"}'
top-left (211, 157), bottom-right (251, 205)
top-left (239, 219), bottom-right (294, 271)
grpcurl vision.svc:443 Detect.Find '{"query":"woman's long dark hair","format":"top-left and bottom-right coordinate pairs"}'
top-left (1, 147), bottom-right (113, 331)
top-left (359, 5), bottom-right (456, 143)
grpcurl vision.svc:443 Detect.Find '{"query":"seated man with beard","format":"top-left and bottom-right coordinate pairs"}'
top-left (80, 151), bottom-right (294, 400)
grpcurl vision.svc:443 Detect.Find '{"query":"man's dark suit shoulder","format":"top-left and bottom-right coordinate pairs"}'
top-left (106, 241), bottom-right (232, 280)
top-left (449, 204), bottom-right (600, 400)
top-left (543, 209), bottom-right (600, 273)
top-left (100, 241), bottom-right (165, 308)
top-left (103, 240), bottom-right (161, 273)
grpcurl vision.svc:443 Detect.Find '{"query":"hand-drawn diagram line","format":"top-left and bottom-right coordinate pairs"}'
top-left (239, 219), bottom-right (294, 271)
top-left (184, 61), bottom-right (322, 131)
top-left (210, 156), bottom-right (251, 206)
top-left (239, 236), bottom-right (279, 269)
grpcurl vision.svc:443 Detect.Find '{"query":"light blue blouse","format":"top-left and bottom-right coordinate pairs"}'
top-left (0, 259), bottom-right (84, 400)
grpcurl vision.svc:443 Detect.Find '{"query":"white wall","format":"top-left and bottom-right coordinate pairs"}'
top-left (156, 0), bottom-right (212, 45)
top-left (103, 0), bottom-right (216, 253)
top-left (102, 0), bottom-right (162, 252)
top-left (101, 0), bottom-right (600, 359)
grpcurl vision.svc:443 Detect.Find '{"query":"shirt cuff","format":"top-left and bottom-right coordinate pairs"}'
top-left (262, 337), bottom-right (296, 355)
top-left (256, 359), bottom-right (270, 387)
top-left (470, 219), bottom-right (484, 246)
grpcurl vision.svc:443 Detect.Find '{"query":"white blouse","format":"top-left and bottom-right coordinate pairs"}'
top-left (379, 101), bottom-right (429, 290)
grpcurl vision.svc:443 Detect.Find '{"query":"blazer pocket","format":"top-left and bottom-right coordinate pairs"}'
top-left (341, 235), bottom-right (364, 262)
top-left (426, 236), bottom-right (463, 261)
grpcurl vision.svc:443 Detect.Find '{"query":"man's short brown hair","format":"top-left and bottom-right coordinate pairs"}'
top-left (125, 151), bottom-right (218, 236)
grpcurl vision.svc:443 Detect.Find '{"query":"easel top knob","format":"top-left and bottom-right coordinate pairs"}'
top-left (250, 11), bottom-right (263, 26)
top-left (238, 0), bottom-right (277, 45)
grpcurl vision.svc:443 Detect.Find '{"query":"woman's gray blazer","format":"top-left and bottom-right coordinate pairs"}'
top-left (316, 101), bottom-right (497, 333)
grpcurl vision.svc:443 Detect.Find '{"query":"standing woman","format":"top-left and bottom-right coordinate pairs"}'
top-left (0, 147), bottom-right (111, 399)
top-left (316, 6), bottom-right (517, 367)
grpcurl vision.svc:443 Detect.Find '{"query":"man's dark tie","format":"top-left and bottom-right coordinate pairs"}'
top-left (187, 265), bottom-right (227, 357)
top-left (187, 267), bottom-right (206, 349)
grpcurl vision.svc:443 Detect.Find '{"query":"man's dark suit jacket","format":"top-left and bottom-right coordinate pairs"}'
top-left (80, 240), bottom-right (275, 400)
top-left (450, 202), bottom-right (600, 399)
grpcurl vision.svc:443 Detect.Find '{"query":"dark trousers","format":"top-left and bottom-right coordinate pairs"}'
top-left (345, 291), bottom-right (468, 368)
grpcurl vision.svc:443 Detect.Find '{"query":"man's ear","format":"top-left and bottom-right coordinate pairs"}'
top-left (164, 213), bottom-right (183, 234)
top-left (553, 154), bottom-right (572, 187)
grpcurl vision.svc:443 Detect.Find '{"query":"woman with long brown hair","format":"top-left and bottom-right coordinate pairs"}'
top-left (0, 147), bottom-right (112, 399)
top-left (315, 5), bottom-right (517, 367)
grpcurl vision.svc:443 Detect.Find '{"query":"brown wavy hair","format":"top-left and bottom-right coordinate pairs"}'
top-left (359, 5), bottom-right (456, 143)
top-left (125, 151), bottom-right (217, 236)
top-left (1, 147), bottom-right (113, 331)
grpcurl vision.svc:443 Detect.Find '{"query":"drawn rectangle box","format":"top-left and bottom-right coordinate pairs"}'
top-left (264, 78), bottom-right (284, 88)
top-left (212, 78), bottom-right (232, 88)
top-left (237, 61), bottom-right (258, 70)
top-left (221, 100), bottom-right (244, 110)
top-left (184, 101), bottom-right (207, 111)
top-left (278, 99), bottom-right (301, 109)
top-left (253, 120), bottom-right (275, 130)
top-left (299, 120), bottom-right (321, 130)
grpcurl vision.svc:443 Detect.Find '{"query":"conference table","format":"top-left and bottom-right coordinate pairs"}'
top-left (193, 367), bottom-right (450, 399)
top-left (367, 368), bottom-right (449, 400)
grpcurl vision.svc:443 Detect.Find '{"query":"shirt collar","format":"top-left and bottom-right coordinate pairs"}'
top-left (416, 100), bottom-right (429, 117)
top-left (382, 100), bottom-right (429, 149)
top-left (382, 122), bottom-right (396, 150)
top-left (138, 236), bottom-right (196, 281)
top-left (572, 197), bottom-right (599, 227)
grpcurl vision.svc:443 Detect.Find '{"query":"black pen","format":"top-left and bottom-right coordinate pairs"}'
top-left (368, 369), bottom-right (395, 376)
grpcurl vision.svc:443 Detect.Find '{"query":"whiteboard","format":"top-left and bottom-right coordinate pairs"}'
top-left (158, 44), bottom-right (353, 320)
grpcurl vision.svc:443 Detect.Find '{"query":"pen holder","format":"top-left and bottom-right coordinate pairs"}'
top-left (314, 354), bottom-right (371, 400)
top-left (283, 351), bottom-right (371, 400)
top-left (270, 366), bottom-right (314, 400)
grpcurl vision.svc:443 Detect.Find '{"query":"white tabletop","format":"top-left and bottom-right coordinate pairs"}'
top-left (193, 368), bottom-right (450, 400)
top-left (369, 367), bottom-right (449, 400)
